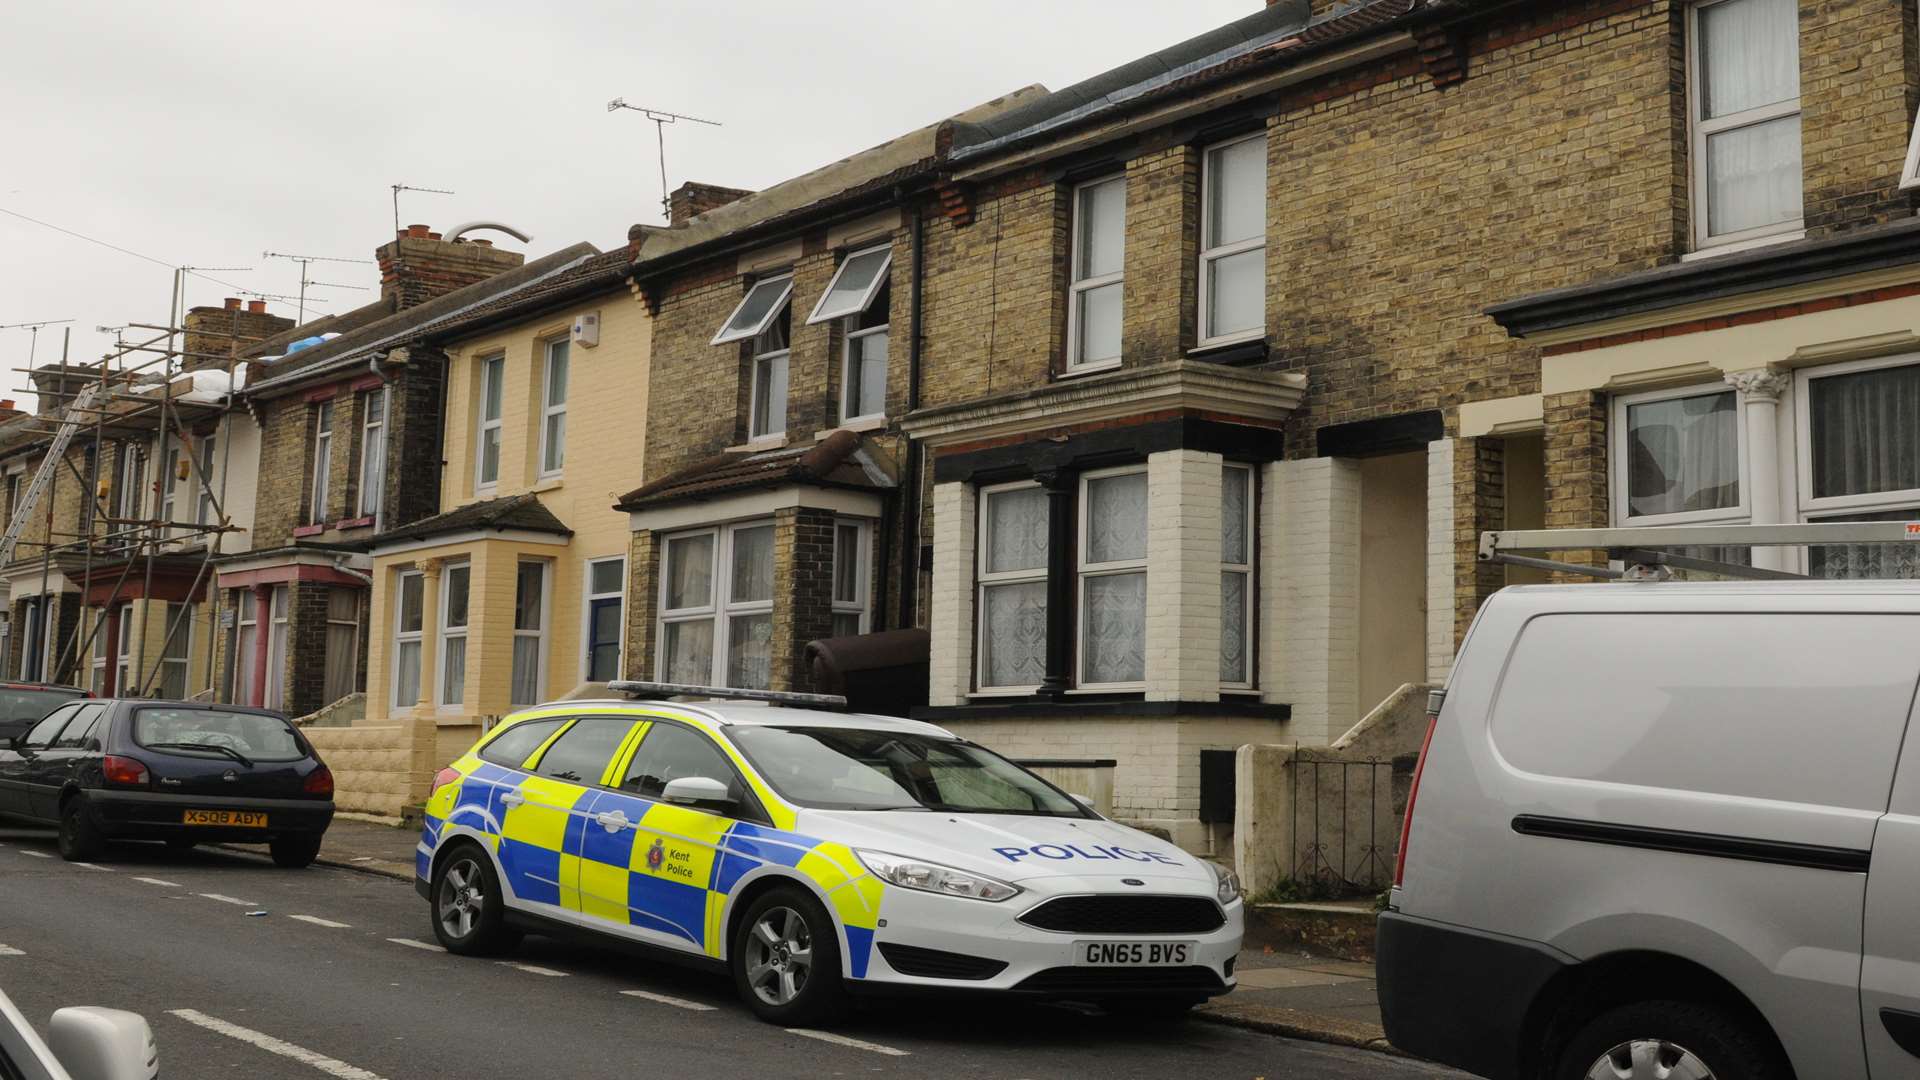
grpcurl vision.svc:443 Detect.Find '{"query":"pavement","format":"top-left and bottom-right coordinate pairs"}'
top-left (0, 818), bottom-right (1462, 1079)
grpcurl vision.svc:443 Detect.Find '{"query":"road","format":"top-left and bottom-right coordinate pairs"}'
top-left (0, 823), bottom-right (1462, 1080)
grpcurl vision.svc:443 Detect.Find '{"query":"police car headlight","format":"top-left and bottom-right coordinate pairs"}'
top-left (1206, 860), bottom-right (1241, 906)
top-left (856, 849), bottom-right (1021, 902)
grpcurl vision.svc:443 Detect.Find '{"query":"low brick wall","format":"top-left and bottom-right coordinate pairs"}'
top-left (305, 719), bottom-right (434, 820)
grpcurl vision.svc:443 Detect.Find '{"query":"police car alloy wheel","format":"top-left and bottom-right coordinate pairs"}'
top-left (432, 846), bottom-right (520, 955)
top-left (732, 885), bottom-right (846, 1025)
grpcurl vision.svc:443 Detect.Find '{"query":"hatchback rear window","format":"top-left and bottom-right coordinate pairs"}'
top-left (133, 707), bottom-right (305, 762)
top-left (0, 687), bottom-right (84, 724)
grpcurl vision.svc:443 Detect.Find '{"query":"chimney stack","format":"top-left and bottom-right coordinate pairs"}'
top-left (375, 223), bottom-right (527, 311)
top-left (182, 301), bottom-right (296, 373)
top-left (668, 181), bottom-right (754, 227)
top-left (29, 363), bottom-right (99, 416)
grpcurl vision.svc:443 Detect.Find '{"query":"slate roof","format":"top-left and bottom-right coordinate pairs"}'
top-left (416, 247), bottom-right (635, 346)
top-left (615, 430), bottom-right (892, 512)
top-left (367, 492), bottom-right (573, 547)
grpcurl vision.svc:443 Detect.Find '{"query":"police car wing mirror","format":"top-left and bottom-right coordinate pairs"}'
top-left (661, 776), bottom-right (733, 807)
top-left (47, 1006), bottom-right (158, 1080)
top-left (1068, 792), bottom-right (1098, 812)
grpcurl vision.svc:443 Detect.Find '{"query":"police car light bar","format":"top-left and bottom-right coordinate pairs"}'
top-left (606, 681), bottom-right (849, 711)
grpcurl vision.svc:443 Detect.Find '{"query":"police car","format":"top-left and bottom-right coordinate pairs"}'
top-left (415, 682), bottom-right (1242, 1025)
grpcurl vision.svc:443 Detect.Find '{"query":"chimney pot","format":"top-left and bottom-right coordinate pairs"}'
top-left (1, 400), bottom-right (15, 411)
top-left (247, 300), bottom-right (267, 314)
top-left (427, 231), bottom-right (442, 241)
top-left (407, 223), bottom-right (431, 239)
top-left (223, 297), bottom-right (242, 310)
top-left (470, 238), bottom-right (493, 247)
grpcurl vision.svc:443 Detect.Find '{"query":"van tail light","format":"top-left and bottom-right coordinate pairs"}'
top-left (102, 755), bottom-right (150, 789)
top-left (431, 767), bottom-right (461, 796)
top-left (303, 765), bottom-right (334, 798)
top-left (1394, 690), bottom-right (1445, 888)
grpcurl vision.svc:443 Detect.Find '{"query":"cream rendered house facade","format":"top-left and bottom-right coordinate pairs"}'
top-left (363, 248), bottom-right (646, 765)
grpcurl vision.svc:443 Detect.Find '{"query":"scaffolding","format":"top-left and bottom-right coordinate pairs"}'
top-left (3, 301), bottom-right (258, 700)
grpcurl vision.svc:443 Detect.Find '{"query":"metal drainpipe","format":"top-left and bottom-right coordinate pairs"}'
top-left (896, 198), bottom-right (926, 630)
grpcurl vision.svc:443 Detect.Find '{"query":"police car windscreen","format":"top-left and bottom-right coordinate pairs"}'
top-left (727, 726), bottom-right (1086, 817)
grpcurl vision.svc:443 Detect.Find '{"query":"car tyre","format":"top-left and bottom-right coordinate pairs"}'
top-left (1554, 999), bottom-right (1786, 1080)
top-left (430, 845), bottom-right (520, 956)
top-left (731, 884), bottom-right (848, 1026)
top-left (269, 833), bottom-right (323, 869)
top-left (57, 796), bottom-right (105, 862)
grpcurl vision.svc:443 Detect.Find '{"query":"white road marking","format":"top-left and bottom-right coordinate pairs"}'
top-left (70, 861), bottom-right (112, 872)
top-left (17, 850), bottom-right (49, 859)
top-left (496, 961), bottom-right (567, 977)
top-left (132, 877), bottom-right (182, 888)
top-left (288, 915), bottom-right (351, 929)
top-left (197, 893), bottom-right (255, 906)
top-left (385, 937), bottom-right (444, 953)
top-left (618, 989), bottom-right (716, 1011)
top-left (166, 1010), bottom-right (390, 1080)
top-left (787, 1029), bottom-right (910, 1057)
top-left (0, 944), bottom-right (22, 956)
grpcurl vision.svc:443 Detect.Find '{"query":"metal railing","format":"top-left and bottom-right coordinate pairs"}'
top-left (1287, 755), bottom-right (1398, 897)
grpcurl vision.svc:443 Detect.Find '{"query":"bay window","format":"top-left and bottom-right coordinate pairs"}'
top-left (438, 563), bottom-right (470, 706)
top-left (264, 586), bottom-right (289, 711)
top-left (161, 602), bottom-right (191, 700)
top-left (540, 339), bottom-right (568, 478)
top-left (1614, 385), bottom-right (1745, 524)
top-left (234, 589), bottom-right (258, 702)
top-left (1221, 464), bottom-right (1254, 688)
top-left (976, 483), bottom-right (1050, 692)
top-left (831, 519), bottom-right (870, 638)
top-left (475, 354), bottom-right (504, 493)
top-left (658, 522), bottom-right (774, 689)
top-left (392, 570), bottom-right (423, 708)
top-left (1199, 133), bottom-right (1267, 345)
top-left (323, 590), bottom-right (359, 705)
top-left (1077, 468), bottom-right (1148, 688)
top-left (512, 560), bottom-right (548, 706)
top-left (1796, 357), bottom-right (1920, 579)
top-left (1689, 0), bottom-right (1802, 249)
top-left (1067, 175), bottom-right (1125, 372)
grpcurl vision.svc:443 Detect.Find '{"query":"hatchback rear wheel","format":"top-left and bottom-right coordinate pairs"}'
top-left (1556, 1000), bottom-right (1786, 1080)
top-left (269, 833), bottom-right (323, 869)
top-left (57, 796), bottom-right (104, 862)
top-left (731, 884), bottom-right (847, 1025)
top-left (431, 845), bottom-right (519, 955)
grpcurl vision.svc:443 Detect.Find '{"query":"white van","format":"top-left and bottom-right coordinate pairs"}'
top-left (1378, 581), bottom-right (1920, 1080)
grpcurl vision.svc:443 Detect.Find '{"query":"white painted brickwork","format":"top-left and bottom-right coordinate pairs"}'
top-left (927, 481), bottom-right (976, 707)
top-left (1144, 449), bottom-right (1223, 701)
top-left (1425, 438), bottom-right (1457, 683)
top-left (1265, 457), bottom-right (1360, 744)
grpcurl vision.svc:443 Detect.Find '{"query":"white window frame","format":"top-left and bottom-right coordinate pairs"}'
top-left (161, 601), bottom-right (193, 700)
top-left (974, 480), bottom-right (1048, 695)
top-left (806, 244), bottom-right (893, 324)
top-left (749, 331), bottom-right (790, 440)
top-left (580, 555), bottom-right (626, 683)
top-left (1608, 381), bottom-right (1752, 527)
top-left (839, 321), bottom-right (889, 426)
top-left (234, 589), bottom-right (259, 703)
top-left (391, 569), bottom-right (423, 710)
top-left (264, 586), bottom-right (289, 711)
top-left (311, 400), bottom-right (333, 525)
top-left (475, 354), bottom-right (504, 495)
top-left (358, 387), bottom-right (386, 520)
top-left (195, 434), bottom-right (217, 526)
top-left (155, 435), bottom-right (177, 541)
top-left (711, 274), bottom-right (795, 345)
top-left (539, 338), bottom-right (568, 479)
top-left (1065, 174), bottom-right (1126, 374)
top-left (1793, 354), bottom-right (1920, 520)
top-left (831, 518), bottom-right (871, 637)
top-left (1075, 466), bottom-right (1149, 692)
top-left (1198, 132), bottom-right (1268, 348)
top-left (1686, 0), bottom-right (1804, 250)
top-left (436, 562), bottom-right (471, 708)
top-left (511, 559), bottom-right (550, 707)
top-left (1901, 104), bottom-right (1920, 190)
top-left (1221, 462), bottom-right (1256, 691)
top-left (656, 521), bottom-right (774, 687)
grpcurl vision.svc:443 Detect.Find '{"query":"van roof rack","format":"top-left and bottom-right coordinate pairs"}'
top-left (1480, 521), bottom-right (1920, 582)
top-left (606, 680), bottom-right (849, 710)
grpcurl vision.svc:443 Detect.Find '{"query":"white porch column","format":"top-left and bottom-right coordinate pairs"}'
top-left (1144, 449), bottom-right (1223, 702)
top-left (1726, 368), bottom-right (1791, 572)
top-left (1264, 456), bottom-right (1361, 744)
top-left (1425, 438), bottom-right (1457, 683)
top-left (927, 481), bottom-right (977, 707)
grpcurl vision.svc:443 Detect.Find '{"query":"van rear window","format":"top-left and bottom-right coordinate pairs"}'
top-left (1489, 613), bottom-right (1920, 812)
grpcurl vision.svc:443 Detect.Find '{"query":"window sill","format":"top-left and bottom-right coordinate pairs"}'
top-left (1681, 228), bottom-right (1807, 263)
top-left (817, 416), bottom-right (887, 439)
top-left (291, 524), bottom-right (325, 538)
top-left (334, 516), bottom-right (375, 531)
top-left (726, 435), bottom-right (789, 454)
top-left (1056, 361), bottom-right (1121, 381)
top-left (1187, 337), bottom-right (1268, 366)
top-left (532, 477), bottom-right (564, 493)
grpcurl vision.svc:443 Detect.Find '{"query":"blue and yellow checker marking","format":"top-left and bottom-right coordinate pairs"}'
top-left (418, 707), bottom-right (887, 977)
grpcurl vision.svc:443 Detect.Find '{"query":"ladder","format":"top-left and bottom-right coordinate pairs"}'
top-left (1479, 521), bottom-right (1920, 582)
top-left (0, 381), bottom-right (103, 570)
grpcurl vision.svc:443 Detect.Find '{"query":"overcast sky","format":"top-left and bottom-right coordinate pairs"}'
top-left (0, 0), bottom-right (1258, 407)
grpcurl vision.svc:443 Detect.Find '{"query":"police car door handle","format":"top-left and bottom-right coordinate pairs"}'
top-left (500, 792), bottom-right (525, 808)
top-left (594, 810), bottom-right (628, 832)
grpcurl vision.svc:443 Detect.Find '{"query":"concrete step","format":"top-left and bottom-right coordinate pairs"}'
top-left (1245, 898), bottom-right (1380, 962)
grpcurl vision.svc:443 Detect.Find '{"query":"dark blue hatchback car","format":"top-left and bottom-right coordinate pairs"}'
top-left (0, 699), bottom-right (334, 865)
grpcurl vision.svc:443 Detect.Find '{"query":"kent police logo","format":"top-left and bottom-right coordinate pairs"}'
top-left (646, 837), bottom-right (665, 871)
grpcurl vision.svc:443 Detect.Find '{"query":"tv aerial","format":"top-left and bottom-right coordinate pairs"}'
top-left (607, 100), bottom-right (722, 221)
